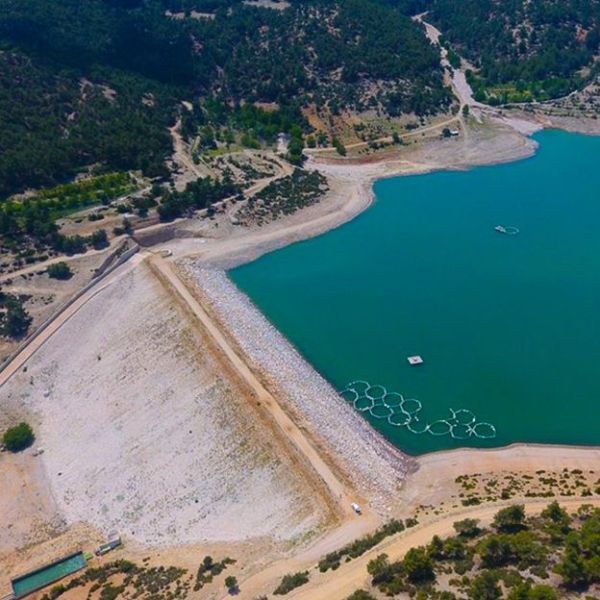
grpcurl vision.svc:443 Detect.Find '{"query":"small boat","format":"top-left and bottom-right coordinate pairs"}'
top-left (494, 225), bottom-right (507, 234)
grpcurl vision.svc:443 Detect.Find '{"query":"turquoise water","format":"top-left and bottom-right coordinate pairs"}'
top-left (230, 131), bottom-right (600, 455)
top-left (13, 553), bottom-right (86, 597)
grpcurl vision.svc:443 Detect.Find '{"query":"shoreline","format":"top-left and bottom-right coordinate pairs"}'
top-left (179, 264), bottom-right (413, 508)
top-left (170, 115), bottom-right (538, 273)
top-left (3, 117), bottom-right (600, 594)
top-left (171, 119), bottom-right (600, 484)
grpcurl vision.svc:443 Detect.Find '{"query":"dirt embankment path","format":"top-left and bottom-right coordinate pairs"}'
top-left (147, 254), bottom-right (365, 522)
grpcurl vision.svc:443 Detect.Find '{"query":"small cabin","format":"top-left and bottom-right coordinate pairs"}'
top-left (95, 535), bottom-right (121, 556)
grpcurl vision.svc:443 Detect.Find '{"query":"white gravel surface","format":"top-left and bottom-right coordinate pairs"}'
top-left (183, 264), bottom-right (413, 507)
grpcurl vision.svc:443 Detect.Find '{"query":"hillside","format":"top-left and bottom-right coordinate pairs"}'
top-left (2, 0), bottom-right (600, 199)
top-left (426, 0), bottom-right (600, 103)
top-left (0, 0), bottom-right (450, 199)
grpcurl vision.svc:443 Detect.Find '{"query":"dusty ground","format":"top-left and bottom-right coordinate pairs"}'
top-left (0, 452), bottom-right (65, 555)
top-left (224, 446), bottom-right (600, 600)
top-left (278, 497), bottom-right (600, 600)
top-left (402, 445), bottom-right (600, 517)
top-left (0, 260), bottom-right (329, 572)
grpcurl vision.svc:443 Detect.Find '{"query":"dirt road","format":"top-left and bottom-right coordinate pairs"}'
top-left (234, 497), bottom-right (600, 600)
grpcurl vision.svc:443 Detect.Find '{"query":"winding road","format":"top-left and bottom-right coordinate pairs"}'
top-left (229, 497), bottom-right (600, 600)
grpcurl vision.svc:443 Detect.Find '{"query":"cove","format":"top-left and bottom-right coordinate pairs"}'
top-left (230, 131), bottom-right (600, 455)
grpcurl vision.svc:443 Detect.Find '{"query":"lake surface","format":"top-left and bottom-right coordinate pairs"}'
top-left (230, 131), bottom-right (600, 455)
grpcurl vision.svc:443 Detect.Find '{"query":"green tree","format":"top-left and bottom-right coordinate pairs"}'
top-left (468, 571), bottom-right (501, 600)
top-left (287, 136), bottom-right (304, 165)
top-left (332, 138), bottom-right (347, 156)
top-left (429, 535), bottom-right (444, 559)
top-left (542, 501), bottom-right (571, 542)
top-left (454, 518), bottom-right (481, 538)
top-left (367, 553), bottom-right (389, 578)
top-left (403, 547), bottom-right (435, 584)
top-left (90, 229), bottom-right (109, 249)
top-left (344, 591), bottom-right (376, 600)
top-left (1, 297), bottom-right (33, 338)
top-left (273, 571), bottom-right (309, 595)
top-left (493, 505), bottom-right (527, 533)
top-left (224, 576), bottom-right (238, 593)
top-left (478, 535), bottom-right (512, 568)
top-left (47, 262), bottom-right (73, 280)
top-left (529, 585), bottom-right (557, 600)
top-left (542, 501), bottom-right (570, 525)
top-left (508, 582), bottom-right (558, 600)
top-left (3, 422), bottom-right (35, 452)
top-left (443, 537), bottom-right (468, 560)
top-left (555, 546), bottom-right (590, 588)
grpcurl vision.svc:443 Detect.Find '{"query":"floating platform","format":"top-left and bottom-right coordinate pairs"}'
top-left (407, 355), bottom-right (424, 365)
top-left (495, 225), bottom-right (519, 235)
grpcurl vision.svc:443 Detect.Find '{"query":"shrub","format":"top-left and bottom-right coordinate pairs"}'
top-left (3, 422), bottom-right (34, 452)
top-left (345, 591), bottom-right (376, 600)
top-left (469, 571), bottom-right (501, 600)
top-left (225, 576), bottom-right (238, 593)
top-left (493, 505), bottom-right (527, 533)
top-left (332, 137), bottom-right (347, 156)
top-left (403, 547), bottom-right (435, 584)
top-left (454, 518), bottom-right (482, 538)
top-left (318, 519), bottom-right (405, 572)
top-left (0, 293), bottom-right (32, 338)
top-left (47, 262), bottom-right (73, 280)
top-left (273, 571), bottom-right (309, 595)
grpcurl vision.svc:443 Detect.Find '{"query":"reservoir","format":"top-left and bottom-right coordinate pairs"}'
top-left (230, 131), bottom-right (600, 455)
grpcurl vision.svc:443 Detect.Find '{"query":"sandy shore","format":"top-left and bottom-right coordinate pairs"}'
top-left (165, 118), bottom-right (537, 272)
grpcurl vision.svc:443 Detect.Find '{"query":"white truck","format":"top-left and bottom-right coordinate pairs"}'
top-left (351, 502), bottom-right (362, 515)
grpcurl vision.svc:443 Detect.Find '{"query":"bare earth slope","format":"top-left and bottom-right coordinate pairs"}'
top-left (1, 261), bottom-right (326, 550)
